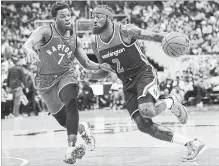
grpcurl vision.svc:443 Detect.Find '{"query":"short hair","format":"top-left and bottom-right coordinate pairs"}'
top-left (94, 4), bottom-right (114, 15)
top-left (51, 1), bottom-right (70, 17)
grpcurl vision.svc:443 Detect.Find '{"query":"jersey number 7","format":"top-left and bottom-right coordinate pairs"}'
top-left (58, 53), bottom-right (65, 64)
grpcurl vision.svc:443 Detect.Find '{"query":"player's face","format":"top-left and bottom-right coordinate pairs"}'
top-left (92, 13), bottom-right (108, 34)
top-left (55, 8), bottom-right (71, 30)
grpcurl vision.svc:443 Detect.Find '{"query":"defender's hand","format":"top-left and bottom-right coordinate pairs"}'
top-left (26, 50), bottom-right (40, 64)
top-left (100, 63), bottom-right (114, 72)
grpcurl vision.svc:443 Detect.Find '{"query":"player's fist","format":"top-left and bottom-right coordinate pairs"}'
top-left (100, 63), bottom-right (114, 72)
top-left (25, 50), bottom-right (40, 64)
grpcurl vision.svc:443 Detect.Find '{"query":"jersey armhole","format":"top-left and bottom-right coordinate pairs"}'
top-left (40, 24), bottom-right (53, 47)
top-left (94, 35), bottom-right (102, 63)
top-left (119, 24), bottom-right (136, 47)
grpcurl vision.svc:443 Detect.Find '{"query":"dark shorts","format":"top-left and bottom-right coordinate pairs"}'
top-left (123, 65), bottom-right (159, 118)
top-left (35, 69), bottom-right (78, 114)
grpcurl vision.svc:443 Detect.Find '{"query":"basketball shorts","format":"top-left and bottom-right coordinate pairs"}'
top-left (123, 65), bottom-right (160, 118)
top-left (35, 69), bottom-right (78, 114)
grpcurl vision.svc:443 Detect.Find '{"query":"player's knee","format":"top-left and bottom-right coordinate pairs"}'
top-left (138, 103), bottom-right (156, 118)
top-left (133, 113), bottom-right (153, 133)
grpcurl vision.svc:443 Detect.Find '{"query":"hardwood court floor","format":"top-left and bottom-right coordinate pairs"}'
top-left (2, 105), bottom-right (219, 165)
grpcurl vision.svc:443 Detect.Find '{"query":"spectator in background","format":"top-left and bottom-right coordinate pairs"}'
top-left (171, 76), bottom-right (186, 102)
top-left (1, 81), bottom-right (8, 119)
top-left (22, 65), bottom-right (38, 116)
top-left (7, 56), bottom-right (28, 117)
top-left (81, 81), bottom-right (95, 110)
top-left (99, 94), bottom-right (111, 108)
top-left (109, 79), bottom-right (124, 110)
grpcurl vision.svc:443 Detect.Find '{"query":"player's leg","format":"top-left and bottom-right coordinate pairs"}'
top-left (59, 83), bottom-right (86, 164)
top-left (138, 93), bottom-right (167, 118)
top-left (52, 104), bottom-right (95, 151)
top-left (52, 107), bottom-right (66, 128)
top-left (59, 83), bottom-right (79, 147)
top-left (126, 90), bottom-right (205, 162)
top-left (137, 70), bottom-right (188, 124)
top-left (125, 90), bottom-right (174, 142)
top-left (133, 111), bottom-right (173, 141)
top-left (132, 111), bottom-right (205, 161)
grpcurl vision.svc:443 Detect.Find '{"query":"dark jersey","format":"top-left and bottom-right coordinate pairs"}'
top-left (95, 23), bottom-right (151, 82)
top-left (36, 24), bottom-right (77, 75)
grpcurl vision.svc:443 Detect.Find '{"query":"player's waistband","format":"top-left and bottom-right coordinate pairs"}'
top-left (36, 69), bottom-right (73, 79)
top-left (119, 65), bottom-right (150, 83)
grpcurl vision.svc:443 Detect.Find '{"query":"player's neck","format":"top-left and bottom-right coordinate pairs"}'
top-left (100, 22), bottom-right (114, 43)
top-left (55, 23), bottom-right (71, 37)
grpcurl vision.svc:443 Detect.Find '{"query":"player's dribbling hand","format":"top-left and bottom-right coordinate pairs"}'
top-left (25, 50), bottom-right (40, 64)
top-left (100, 63), bottom-right (115, 72)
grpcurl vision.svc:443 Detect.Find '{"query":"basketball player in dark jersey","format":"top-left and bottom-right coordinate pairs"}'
top-left (22, 2), bottom-right (111, 164)
top-left (90, 5), bottom-right (205, 162)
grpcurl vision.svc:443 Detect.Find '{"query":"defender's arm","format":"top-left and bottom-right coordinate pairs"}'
top-left (90, 36), bottom-right (110, 80)
top-left (75, 37), bottom-right (100, 70)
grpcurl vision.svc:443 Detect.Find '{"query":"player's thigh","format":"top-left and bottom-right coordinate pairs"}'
top-left (59, 83), bottom-right (79, 103)
top-left (58, 71), bottom-right (79, 103)
top-left (53, 106), bottom-right (66, 127)
top-left (136, 72), bottom-right (160, 101)
top-left (136, 72), bottom-right (159, 115)
top-left (124, 91), bottom-right (139, 118)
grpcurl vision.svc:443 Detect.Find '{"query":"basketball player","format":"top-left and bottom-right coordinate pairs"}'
top-left (90, 5), bottom-right (205, 162)
top-left (22, 2), bottom-right (111, 164)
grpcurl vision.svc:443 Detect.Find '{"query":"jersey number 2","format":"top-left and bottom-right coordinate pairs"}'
top-left (112, 58), bottom-right (124, 73)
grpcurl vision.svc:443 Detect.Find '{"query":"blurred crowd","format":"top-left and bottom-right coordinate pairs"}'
top-left (1, 1), bottom-right (219, 118)
top-left (159, 55), bottom-right (219, 107)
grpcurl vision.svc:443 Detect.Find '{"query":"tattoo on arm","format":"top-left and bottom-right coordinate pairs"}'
top-left (133, 32), bottom-right (165, 42)
top-left (121, 24), bottom-right (165, 43)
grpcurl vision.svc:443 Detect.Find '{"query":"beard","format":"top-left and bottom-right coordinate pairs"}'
top-left (93, 20), bottom-right (108, 34)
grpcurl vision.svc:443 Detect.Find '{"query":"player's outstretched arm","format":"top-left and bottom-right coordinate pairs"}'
top-left (90, 70), bottom-right (110, 80)
top-left (121, 24), bottom-right (168, 43)
top-left (75, 37), bottom-right (101, 70)
top-left (75, 37), bottom-right (113, 73)
top-left (23, 25), bottom-right (51, 63)
top-left (89, 36), bottom-right (112, 80)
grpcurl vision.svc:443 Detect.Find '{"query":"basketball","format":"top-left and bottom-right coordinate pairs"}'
top-left (162, 32), bottom-right (190, 57)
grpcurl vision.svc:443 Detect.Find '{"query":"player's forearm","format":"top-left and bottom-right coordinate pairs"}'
top-left (134, 31), bottom-right (168, 43)
top-left (83, 60), bottom-right (100, 70)
top-left (90, 69), bottom-right (109, 80)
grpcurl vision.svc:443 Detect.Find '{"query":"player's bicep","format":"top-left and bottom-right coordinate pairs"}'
top-left (122, 24), bottom-right (166, 42)
top-left (25, 25), bottom-right (51, 47)
top-left (120, 24), bottom-right (141, 42)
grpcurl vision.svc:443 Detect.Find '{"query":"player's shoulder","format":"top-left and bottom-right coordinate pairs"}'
top-left (120, 24), bottom-right (140, 32)
top-left (34, 24), bottom-right (52, 36)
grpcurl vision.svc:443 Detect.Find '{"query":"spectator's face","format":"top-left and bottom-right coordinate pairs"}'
top-left (55, 8), bottom-right (71, 30)
top-left (92, 13), bottom-right (108, 34)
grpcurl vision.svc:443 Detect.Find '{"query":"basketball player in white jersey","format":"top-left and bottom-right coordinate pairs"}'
top-left (22, 2), bottom-right (111, 164)
top-left (90, 4), bottom-right (205, 162)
